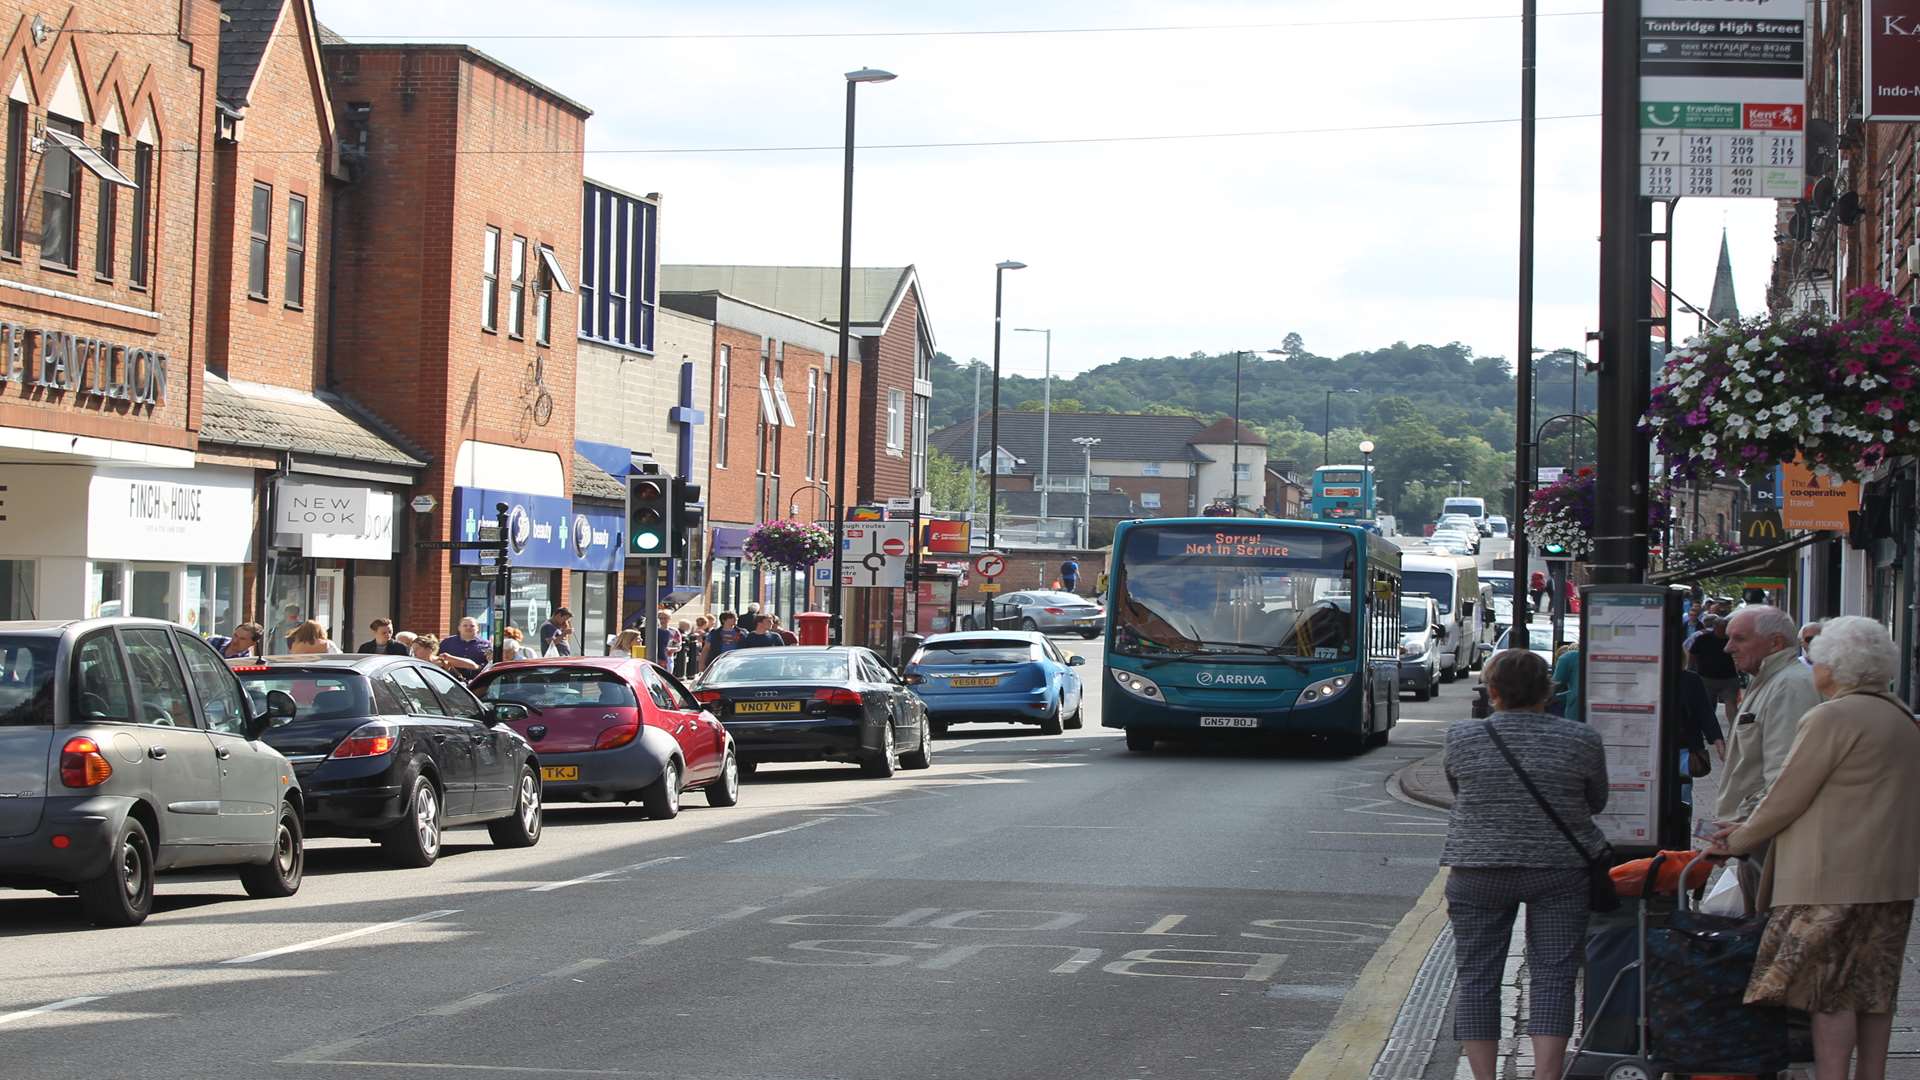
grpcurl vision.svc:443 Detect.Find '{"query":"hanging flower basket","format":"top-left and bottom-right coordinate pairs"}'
top-left (1642, 287), bottom-right (1920, 483)
top-left (742, 519), bottom-right (835, 571)
top-left (1523, 468), bottom-right (1669, 560)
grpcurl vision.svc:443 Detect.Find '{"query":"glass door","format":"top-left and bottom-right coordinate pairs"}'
top-left (313, 566), bottom-right (346, 645)
top-left (130, 567), bottom-right (174, 620)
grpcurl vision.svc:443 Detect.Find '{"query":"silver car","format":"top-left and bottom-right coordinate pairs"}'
top-left (967, 590), bottom-right (1106, 638)
top-left (0, 619), bottom-right (305, 927)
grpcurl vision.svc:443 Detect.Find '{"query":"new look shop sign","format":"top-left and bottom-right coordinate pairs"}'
top-left (276, 483), bottom-right (369, 535)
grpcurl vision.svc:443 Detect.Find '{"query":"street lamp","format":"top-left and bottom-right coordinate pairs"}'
top-left (1233, 349), bottom-right (1284, 509)
top-left (1073, 436), bottom-right (1101, 547)
top-left (1323, 387), bottom-right (1361, 466)
top-left (828, 66), bottom-right (896, 645)
top-left (1440, 461), bottom-right (1463, 499)
top-left (1014, 327), bottom-right (1052, 524)
top-left (1358, 439), bottom-right (1376, 518)
top-left (986, 260), bottom-right (1026, 552)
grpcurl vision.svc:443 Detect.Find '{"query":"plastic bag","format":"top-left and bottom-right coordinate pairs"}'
top-left (1700, 864), bottom-right (1745, 916)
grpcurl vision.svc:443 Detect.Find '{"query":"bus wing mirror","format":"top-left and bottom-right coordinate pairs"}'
top-left (1461, 600), bottom-right (1475, 617)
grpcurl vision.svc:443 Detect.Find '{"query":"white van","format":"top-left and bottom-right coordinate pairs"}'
top-left (1401, 552), bottom-right (1483, 680)
top-left (1441, 496), bottom-right (1489, 535)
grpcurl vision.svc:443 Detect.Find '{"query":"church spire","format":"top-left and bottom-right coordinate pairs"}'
top-left (1707, 228), bottom-right (1740, 324)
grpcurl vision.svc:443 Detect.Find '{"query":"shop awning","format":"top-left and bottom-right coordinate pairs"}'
top-left (1649, 532), bottom-right (1826, 586)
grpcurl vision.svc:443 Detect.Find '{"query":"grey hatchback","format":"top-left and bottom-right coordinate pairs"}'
top-left (0, 619), bottom-right (304, 927)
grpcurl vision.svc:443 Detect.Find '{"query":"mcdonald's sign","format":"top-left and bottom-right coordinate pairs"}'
top-left (1741, 510), bottom-right (1785, 546)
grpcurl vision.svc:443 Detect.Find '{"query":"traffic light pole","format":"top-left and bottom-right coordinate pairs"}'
top-left (1512, 0), bottom-right (1537, 650)
top-left (494, 503), bottom-right (510, 665)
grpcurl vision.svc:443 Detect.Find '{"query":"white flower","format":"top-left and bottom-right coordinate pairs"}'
top-left (1884, 429), bottom-right (1897, 442)
top-left (1745, 389), bottom-right (1764, 403)
top-left (1702, 434), bottom-right (1718, 447)
top-left (1757, 424), bottom-right (1772, 438)
top-left (1770, 335), bottom-right (1788, 347)
top-left (1773, 371), bottom-right (1786, 382)
top-left (1746, 336), bottom-right (1764, 352)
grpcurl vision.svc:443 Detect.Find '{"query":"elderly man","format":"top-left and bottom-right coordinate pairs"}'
top-left (1797, 619), bottom-right (1822, 666)
top-left (1715, 604), bottom-right (1823, 824)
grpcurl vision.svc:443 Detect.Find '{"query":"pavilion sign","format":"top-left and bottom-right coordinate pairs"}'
top-left (0, 321), bottom-right (169, 406)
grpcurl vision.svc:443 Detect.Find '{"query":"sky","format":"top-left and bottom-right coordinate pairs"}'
top-left (318, 0), bottom-right (1780, 382)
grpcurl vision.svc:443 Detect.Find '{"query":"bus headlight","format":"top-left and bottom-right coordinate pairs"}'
top-left (1112, 670), bottom-right (1164, 700)
top-left (1297, 675), bottom-right (1353, 704)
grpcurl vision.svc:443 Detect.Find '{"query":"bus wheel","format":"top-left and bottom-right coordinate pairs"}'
top-left (1124, 729), bottom-right (1154, 753)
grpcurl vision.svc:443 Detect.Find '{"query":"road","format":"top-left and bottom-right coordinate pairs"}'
top-left (0, 639), bottom-right (1471, 1080)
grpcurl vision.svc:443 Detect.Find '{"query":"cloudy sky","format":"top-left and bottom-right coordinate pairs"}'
top-left (320, 0), bottom-right (1777, 380)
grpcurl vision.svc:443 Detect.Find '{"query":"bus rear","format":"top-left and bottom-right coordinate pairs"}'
top-left (1310, 466), bottom-right (1373, 523)
top-left (1102, 518), bottom-right (1382, 752)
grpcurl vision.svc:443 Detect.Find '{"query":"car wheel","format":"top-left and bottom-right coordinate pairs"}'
top-left (241, 802), bottom-right (305, 899)
top-left (706, 751), bottom-right (742, 806)
top-left (642, 757), bottom-right (683, 819)
top-left (1440, 663), bottom-right (1457, 683)
top-left (861, 723), bottom-right (898, 778)
top-left (1412, 679), bottom-right (1431, 702)
top-left (738, 758), bottom-right (758, 778)
top-left (1370, 720), bottom-right (1392, 748)
top-left (488, 765), bottom-right (543, 848)
top-left (1021, 617), bottom-right (1040, 634)
top-left (79, 816), bottom-right (154, 928)
top-left (381, 774), bottom-right (443, 868)
top-left (1080, 630), bottom-right (1099, 639)
top-left (929, 718), bottom-right (949, 738)
top-left (899, 720), bottom-right (933, 770)
top-left (1039, 703), bottom-right (1064, 736)
top-left (1125, 729), bottom-right (1154, 753)
top-left (1064, 701), bottom-right (1084, 730)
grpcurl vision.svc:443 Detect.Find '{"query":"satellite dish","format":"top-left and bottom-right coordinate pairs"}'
top-left (1811, 176), bottom-right (1835, 213)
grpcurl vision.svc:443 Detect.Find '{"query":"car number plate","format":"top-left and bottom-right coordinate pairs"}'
top-left (1198, 716), bottom-right (1259, 729)
top-left (950, 676), bottom-right (1000, 688)
top-left (541, 765), bottom-right (578, 782)
top-left (734, 700), bottom-right (803, 714)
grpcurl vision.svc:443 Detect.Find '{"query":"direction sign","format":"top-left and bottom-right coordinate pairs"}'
top-left (832, 521), bottom-right (909, 587)
top-left (974, 553), bottom-right (1006, 579)
top-left (1639, 0), bottom-right (1807, 199)
top-left (409, 494), bottom-right (438, 513)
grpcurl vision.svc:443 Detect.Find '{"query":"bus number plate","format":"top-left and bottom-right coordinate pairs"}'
top-left (1199, 716), bottom-right (1259, 728)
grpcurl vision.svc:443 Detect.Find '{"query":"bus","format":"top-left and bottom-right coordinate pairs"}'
top-left (1310, 465), bottom-right (1374, 523)
top-left (1102, 517), bottom-right (1402, 754)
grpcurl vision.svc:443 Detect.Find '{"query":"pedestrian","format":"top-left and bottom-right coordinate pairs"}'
top-left (275, 604), bottom-right (305, 650)
top-left (209, 622), bottom-right (264, 659)
top-left (356, 618), bottom-right (409, 656)
top-left (1687, 613), bottom-right (1743, 731)
top-left (674, 620), bottom-right (696, 675)
top-left (1095, 571), bottom-right (1108, 597)
top-left (499, 625), bottom-right (528, 661)
top-left (1443, 649), bottom-right (1609, 1080)
top-left (1676, 667), bottom-right (1728, 764)
top-left (287, 619), bottom-right (337, 655)
top-left (1060, 557), bottom-right (1080, 594)
top-left (1798, 619), bottom-right (1823, 667)
top-left (611, 628), bottom-right (642, 657)
top-left (538, 608), bottom-right (574, 656)
top-left (1715, 603), bottom-right (1824, 905)
top-left (771, 616), bottom-right (798, 646)
top-left (1528, 569), bottom-right (1549, 614)
top-left (1706, 616), bottom-right (1920, 1080)
top-left (654, 616), bottom-right (677, 663)
top-left (740, 614), bottom-right (784, 649)
top-left (438, 617), bottom-right (492, 678)
top-left (411, 633), bottom-right (479, 676)
top-left (703, 611), bottom-right (743, 671)
top-left (1548, 643), bottom-right (1581, 720)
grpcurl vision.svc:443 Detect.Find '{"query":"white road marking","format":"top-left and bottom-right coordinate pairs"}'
top-left (1016, 824), bottom-right (1125, 829)
top-left (283, 1061), bottom-right (638, 1076)
top-left (528, 856), bottom-right (683, 892)
top-left (0, 996), bottom-right (107, 1027)
top-left (724, 817), bottom-right (833, 843)
top-left (222, 909), bottom-right (462, 965)
top-left (1307, 830), bottom-right (1446, 837)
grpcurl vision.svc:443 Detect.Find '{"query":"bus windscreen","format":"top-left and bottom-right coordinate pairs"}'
top-left (1113, 526), bottom-right (1357, 660)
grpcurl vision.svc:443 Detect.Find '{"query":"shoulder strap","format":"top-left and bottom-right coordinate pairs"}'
top-left (1858, 691), bottom-right (1920, 731)
top-left (1484, 723), bottom-right (1598, 862)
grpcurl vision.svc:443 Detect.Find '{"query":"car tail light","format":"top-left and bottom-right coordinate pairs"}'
top-left (812, 688), bottom-right (863, 707)
top-left (330, 722), bottom-right (397, 759)
top-left (693, 689), bottom-right (724, 706)
top-left (229, 665), bottom-right (271, 673)
top-left (1043, 607), bottom-right (1065, 615)
top-left (59, 737), bottom-right (112, 788)
top-left (593, 717), bottom-right (641, 750)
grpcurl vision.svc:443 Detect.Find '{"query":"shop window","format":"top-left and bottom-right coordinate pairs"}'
top-left (185, 565), bottom-right (241, 637)
top-left (284, 193), bottom-right (307, 309)
top-left (481, 226), bottom-right (500, 330)
top-left (570, 571), bottom-right (612, 656)
top-left (131, 569), bottom-right (174, 621)
top-left (88, 562), bottom-right (126, 619)
top-left (129, 142), bottom-right (152, 288)
top-left (1, 101), bottom-right (23, 257)
top-left (508, 235), bottom-right (526, 338)
top-left (805, 370), bottom-right (818, 479)
top-left (93, 130), bottom-right (117, 279)
top-left (508, 568), bottom-right (554, 641)
top-left (40, 117), bottom-right (83, 269)
top-left (247, 181), bottom-right (271, 298)
top-left (1141, 491), bottom-right (1162, 510)
top-left (0, 560), bottom-right (32, 619)
top-left (268, 552), bottom-right (308, 651)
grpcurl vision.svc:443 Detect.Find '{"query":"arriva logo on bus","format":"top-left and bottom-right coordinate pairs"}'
top-left (1196, 671), bottom-right (1269, 686)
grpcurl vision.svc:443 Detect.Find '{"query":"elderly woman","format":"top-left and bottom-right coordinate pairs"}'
top-left (1709, 615), bottom-right (1920, 1080)
top-left (1444, 649), bottom-right (1609, 1080)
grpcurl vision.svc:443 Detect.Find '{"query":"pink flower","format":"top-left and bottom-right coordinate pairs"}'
top-left (1893, 375), bottom-right (1914, 390)
top-left (1846, 360), bottom-right (1869, 376)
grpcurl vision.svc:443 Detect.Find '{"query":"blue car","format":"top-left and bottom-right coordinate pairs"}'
top-left (904, 631), bottom-right (1087, 737)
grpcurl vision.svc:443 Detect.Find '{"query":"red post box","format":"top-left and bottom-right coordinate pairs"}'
top-left (796, 611), bottom-right (831, 646)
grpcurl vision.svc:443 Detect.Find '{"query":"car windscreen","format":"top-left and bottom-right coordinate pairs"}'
top-left (704, 652), bottom-right (851, 683)
top-left (234, 669), bottom-right (372, 721)
top-left (473, 667), bottom-right (639, 709)
top-left (912, 640), bottom-right (1039, 665)
top-left (1486, 576), bottom-right (1513, 596)
top-left (0, 636), bottom-right (56, 727)
top-left (1403, 572), bottom-right (1453, 614)
top-left (1399, 601), bottom-right (1432, 630)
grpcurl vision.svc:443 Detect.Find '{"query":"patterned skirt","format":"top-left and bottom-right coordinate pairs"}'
top-left (1745, 900), bottom-right (1915, 1013)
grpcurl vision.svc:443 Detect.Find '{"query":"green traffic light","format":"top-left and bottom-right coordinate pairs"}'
top-left (633, 532), bottom-right (662, 552)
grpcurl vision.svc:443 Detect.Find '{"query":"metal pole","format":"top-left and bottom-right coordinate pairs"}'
top-left (829, 79), bottom-right (858, 644)
top-left (987, 266), bottom-right (1006, 550)
top-left (968, 363), bottom-right (981, 521)
top-left (493, 503), bottom-right (510, 665)
top-left (1322, 389), bottom-right (1333, 468)
top-left (1512, 0), bottom-right (1537, 647)
top-left (1233, 351), bottom-right (1244, 508)
top-left (1595, 0), bottom-right (1649, 586)
top-left (1040, 330), bottom-right (1052, 522)
top-left (1083, 442), bottom-right (1093, 545)
top-left (1570, 351), bottom-right (1580, 469)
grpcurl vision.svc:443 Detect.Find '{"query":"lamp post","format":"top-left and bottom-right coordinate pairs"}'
top-left (1233, 348), bottom-right (1284, 510)
top-left (828, 66), bottom-right (896, 646)
top-left (1358, 439), bottom-right (1376, 519)
top-left (1323, 387), bottom-right (1360, 466)
top-left (1073, 436), bottom-right (1100, 547)
top-left (1014, 327), bottom-right (1052, 524)
top-left (985, 259), bottom-right (1026, 552)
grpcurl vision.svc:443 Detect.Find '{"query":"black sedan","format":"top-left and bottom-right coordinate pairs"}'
top-left (693, 647), bottom-right (931, 778)
top-left (234, 655), bottom-right (543, 867)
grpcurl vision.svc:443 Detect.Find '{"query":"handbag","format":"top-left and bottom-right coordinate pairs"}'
top-left (1485, 723), bottom-right (1620, 912)
top-left (1687, 746), bottom-right (1713, 778)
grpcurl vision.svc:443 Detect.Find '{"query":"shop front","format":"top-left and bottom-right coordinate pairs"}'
top-left (0, 464), bottom-right (255, 630)
top-left (450, 486), bottom-right (624, 653)
top-left (262, 480), bottom-right (403, 651)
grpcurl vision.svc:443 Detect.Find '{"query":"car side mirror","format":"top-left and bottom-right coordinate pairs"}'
top-left (1434, 625), bottom-right (1449, 639)
top-left (266, 688), bottom-right (297, 719)
top-left (1068, 654), bottom-right (1087, 666)
top-left (490, 701), bottom-right (531, 725)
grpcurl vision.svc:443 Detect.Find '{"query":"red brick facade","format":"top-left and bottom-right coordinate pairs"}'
top-left (856, 282), bottom-right (921, 504)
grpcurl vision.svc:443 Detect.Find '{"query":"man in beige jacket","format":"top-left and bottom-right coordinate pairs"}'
top-left (1714, 604), bottom-right (1823, 821)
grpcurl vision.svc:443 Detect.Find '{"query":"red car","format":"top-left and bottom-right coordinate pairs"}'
top-left (470, 657), bottom-right (738, 819)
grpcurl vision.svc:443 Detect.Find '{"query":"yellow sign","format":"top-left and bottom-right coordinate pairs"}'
top-left (1780, 460), bottom-right (1861, 531)
top-left (979, 583), bottom-right (1002, 594)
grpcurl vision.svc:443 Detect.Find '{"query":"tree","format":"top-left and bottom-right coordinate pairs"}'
top-left (1281, 331), bottom-right (1307, 357)
top-left (925, 447), bottom-right (1000, 518)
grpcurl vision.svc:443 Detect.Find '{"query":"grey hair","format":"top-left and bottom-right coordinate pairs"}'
top-left (1732, 604), bottom-right (1798, 647)
top-left (1806, 615), bottom-right (1900, 691)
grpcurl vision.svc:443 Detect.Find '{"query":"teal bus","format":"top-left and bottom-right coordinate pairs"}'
top-left (1102, 517), bottom-right (1402, 753)
top-left (1309, 465), bottom-right (1374, 523)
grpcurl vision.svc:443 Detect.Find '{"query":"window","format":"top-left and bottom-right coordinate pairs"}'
top-left (247, 181), bottom-right (271, 297)
top-left (535, 244), bottom-right (569, 346)
top-left (284, 193), bottom-right (307, 308)
top-left (769, 345), bottom-right (797, 426)
top-left (714, 345), bottom-right (730, 468)
top-left (40, 117), bottom-right (82, 268)
top-left (388, 664), bottom-right (445, 716)
top-left (1142, 462), bottom-right (1162, 477)
top-left (1141, 491), bottom-right (1162, 510)
top-left (1233, 462), bottom-right (1251, 480)
top-left (507, 236), bottom-right (527, 337)
top-left (128, 142), bottom-right (151, 287)
top-left (419, 665), bottom-right (486, 721)
top-left (912, 396), bottom-right (928, 491)
top-left (176, 631), bottom-right (249, 736)
top-left (72, 632), bottom-right (134, 724)
top-left (887, 389), bottom-right (905, 450)
top-left (481, 227), bottom-right (500, 330)
top-left (122, 628), bottom-right (195, 728)
top-left (805, 369), bottom-right (818, 479)
top-left (1, 102), bottom-right (23, 257)
top-left (93, 131), bottom-right (117, 278)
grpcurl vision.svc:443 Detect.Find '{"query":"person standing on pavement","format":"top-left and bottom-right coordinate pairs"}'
top-left (1715, 604), bottom-right (1824, 905)
top-left (1549, 643), bottom-right (1581, 720)
top-left (1798, 620), bottom-right (1823, 666)
top-left (771, 617), bottom-right (798, 646)
top-left (438, 617), bottom-right (492, 679)
top-left (1708, 616), bottom-right (1920, 1080)
top-left (287, 620), bottom-right (339, 655)
top-left (209, 622), bottom-right (264, 659)
top-left (1443, 649), bottom-right (1609, 1080)
top-left (673, 620), bottom-right (696, 675)
top-left (1060, 558), bottom-right (1080, 594)
top-left (356, 618), bottom-right (409, 656)
top-left (1528, 569), bottom-right (1549, 614)
top-left (412, 633), bottom-right (480, 676)
top-left (538, 608), bottom-right (574, 656)
top-left (1688, 613), bottom-right (1743, 731)
top-left (703, 612), bottom-right (743, 671)
top-left (739, 614), bottom-right (784, 649)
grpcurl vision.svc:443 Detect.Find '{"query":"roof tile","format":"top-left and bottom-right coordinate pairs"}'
top-left (217, 0), bottom-right (285, 109)
top-left (200, 375), bottom-right (430, 469)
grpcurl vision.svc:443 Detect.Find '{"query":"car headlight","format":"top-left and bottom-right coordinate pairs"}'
top-left (1399, 641), bottom-right (1428, 659)
top-left (1112, 670), bottom-right (1164, 700)
top-left (1297, 675), bottom-right (1353, 704)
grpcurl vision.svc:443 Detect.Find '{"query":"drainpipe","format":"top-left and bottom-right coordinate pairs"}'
top-left (257, 450), bottom-right (292, 623)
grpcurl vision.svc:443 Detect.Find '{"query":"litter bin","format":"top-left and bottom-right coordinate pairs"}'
top-left (796, 611), bottom-right (831, 646)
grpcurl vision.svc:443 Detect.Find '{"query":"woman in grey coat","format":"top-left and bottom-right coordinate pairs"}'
top-left (1444, 649), bottom-right (1610, 1080)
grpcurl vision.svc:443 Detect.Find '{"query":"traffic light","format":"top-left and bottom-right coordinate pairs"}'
top-left (628, 474), bottom-right (671, 559)
top-left (1541, 540), bottom-right (1571, 559)
top-left (672, 481), bottom-right (703, 561)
